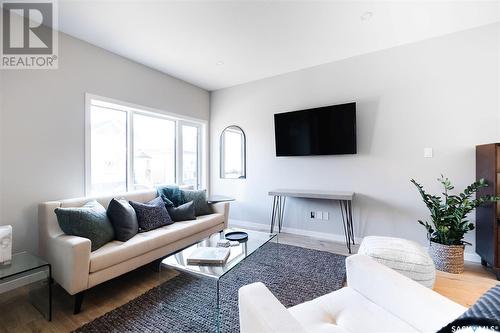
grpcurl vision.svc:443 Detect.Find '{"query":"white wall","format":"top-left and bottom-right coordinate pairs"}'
top-left (0, 32), bottom-right (209, 253)
top-left (210, 23), bottom-right (500, 258)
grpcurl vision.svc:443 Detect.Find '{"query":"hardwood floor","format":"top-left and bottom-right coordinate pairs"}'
top-left (434, 261), bottom-right (498, 308)
top-left (1, 232), bottom-right (498, 332)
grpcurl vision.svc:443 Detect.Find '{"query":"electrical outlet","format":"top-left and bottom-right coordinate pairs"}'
top-left (316, 211), bottom-right (323, 220)
top-left (323, 212), bottom-right (329, 220)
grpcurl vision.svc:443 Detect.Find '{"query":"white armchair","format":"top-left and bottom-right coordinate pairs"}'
top-left (239, 254), bottom-right (466, 333)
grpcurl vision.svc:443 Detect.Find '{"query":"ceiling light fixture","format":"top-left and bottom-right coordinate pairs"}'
top-left (360, 11), bottom-right (373, 21)
top-left (216, 61), bottom-right (224, 66)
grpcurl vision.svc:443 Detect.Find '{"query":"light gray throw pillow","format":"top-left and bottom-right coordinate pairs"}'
top-left (181, 189), bottom-right (212, 216)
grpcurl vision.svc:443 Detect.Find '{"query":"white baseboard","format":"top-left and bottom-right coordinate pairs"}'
top-left (282, 226), bottom-right (362, 244)
top-left (229, 219), bottom-right (481, 263)
top-left (229, 219), bottom-right (266, 231)
top-left (229, 219), bottom-right (362, 246)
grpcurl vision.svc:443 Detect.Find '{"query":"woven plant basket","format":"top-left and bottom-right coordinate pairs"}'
top-left (429, 241), bottom-right (464, 274)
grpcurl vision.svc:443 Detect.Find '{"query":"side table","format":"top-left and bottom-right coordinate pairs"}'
top-left (207, 195), bottom-right (235, 204)
top-left (0, 251), bottom-right (52, 321)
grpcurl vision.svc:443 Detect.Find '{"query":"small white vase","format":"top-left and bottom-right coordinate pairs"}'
top-left (0, 225), bottom-right (12, 265)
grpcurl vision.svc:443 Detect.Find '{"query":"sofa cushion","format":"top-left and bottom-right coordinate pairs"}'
top-left (129, 197), bottom-right (174, 232)
top-left (89, 213), bottom-right (224, 273)
top-left (289, 287), bottom-right (419, 333)
top-left (55, 200), bottom-right (114, 251)
top-left (107, 198), bottom-right (139, 242)
top-left (167, 201), bottom-right (196, 222)
top-left (181, 189), bottom-right (211, 216)
top-left (59, 189), bottom-right (157, 211)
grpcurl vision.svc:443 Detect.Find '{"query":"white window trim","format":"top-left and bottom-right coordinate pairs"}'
top-left (84, 93), bottom-right (208, 196)
top-left (178, 120), bottom-right (203, 189)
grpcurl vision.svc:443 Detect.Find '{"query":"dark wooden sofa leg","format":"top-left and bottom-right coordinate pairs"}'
top-left (74, 291), bottom-right (85, 314)
top-left (150, 257), bottom-right (165, 272)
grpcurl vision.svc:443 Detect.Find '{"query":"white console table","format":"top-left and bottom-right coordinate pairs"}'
top-left (268, 189), bottom-right (355, 253)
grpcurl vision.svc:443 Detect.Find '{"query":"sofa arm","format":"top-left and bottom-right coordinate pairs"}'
top-left (346, 254), bottom-right (466, 332)
top-left (239, 282), bottom-right (307, 333)
top-left (210, 202), bottom-right (230, 228)
top-left (49, 234), bottom-right (91, 295)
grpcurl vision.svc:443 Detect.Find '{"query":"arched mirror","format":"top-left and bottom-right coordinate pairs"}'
top-left (220, 125), bottom-right (246, 179)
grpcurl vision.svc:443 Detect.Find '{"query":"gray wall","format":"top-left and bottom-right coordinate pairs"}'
top-left (210, 23), bottom-right (500, 258)
top-left (0, 32), bottom-right (209, 253)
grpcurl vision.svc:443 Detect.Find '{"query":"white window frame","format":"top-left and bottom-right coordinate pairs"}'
top-left (178, 120), bottom-right (203, 189)
top-left (85, 93), bottom-right (207, 196)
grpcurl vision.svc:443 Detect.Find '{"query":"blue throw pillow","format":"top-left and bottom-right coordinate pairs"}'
top-left (438, 285), bottom-right (500, 333)
top-left (55, 200), bottom-right (114, 251)
top-left (156, 185), bottom-right (185, 207)
top-left (459, 285), bottom-right (500, 321)
top-left (129, 196), bottom-right (174, 232)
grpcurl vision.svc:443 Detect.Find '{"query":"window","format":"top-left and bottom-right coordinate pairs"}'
top-left (89, 105), bottom-right (127, 194)
top-left (86, 95), bottom-right (205, 195)
top-left (181, 124), bottom-right (200, 187)
top-left (133, 114), bottom-right (176, 190)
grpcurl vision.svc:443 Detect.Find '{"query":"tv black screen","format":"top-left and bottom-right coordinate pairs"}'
top-left (274, 102), bottom-right (356, 156)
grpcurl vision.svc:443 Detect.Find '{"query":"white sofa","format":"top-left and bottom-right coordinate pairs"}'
top-left (239, 254), bottom-right (466, 333)
top-left (38, 189), bottom-right (229, 313)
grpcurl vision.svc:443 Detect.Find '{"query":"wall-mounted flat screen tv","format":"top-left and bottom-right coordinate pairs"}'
top-left (274, 102), bottom-right (356, 156)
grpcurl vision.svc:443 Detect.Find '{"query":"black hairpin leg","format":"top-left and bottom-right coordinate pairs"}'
top-left (347, 200), bottom-right (355, 245)
top-left (270, 195), bottom-right (286, 234)
top-left (339, 200), bottom-right (352, 254)
top-left (278, 196), bottom-right (286, 233)
top-left (276, 196), bottom-right (281, 233)
top-left (270, 196), bottom-right (277, 233)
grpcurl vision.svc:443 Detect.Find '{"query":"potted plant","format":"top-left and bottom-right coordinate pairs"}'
top-left (411, 175), bottom-right (500, 274)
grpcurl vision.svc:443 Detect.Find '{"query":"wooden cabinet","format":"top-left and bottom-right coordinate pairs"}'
top-left (476, 143), bottom-right (500, 279)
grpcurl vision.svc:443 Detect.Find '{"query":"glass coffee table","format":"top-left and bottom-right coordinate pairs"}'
top-left (160, 228), bottom-right (278, 332)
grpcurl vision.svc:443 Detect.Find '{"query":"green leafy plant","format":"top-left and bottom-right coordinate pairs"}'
top-left (411, 175), bottom-right (500, 246)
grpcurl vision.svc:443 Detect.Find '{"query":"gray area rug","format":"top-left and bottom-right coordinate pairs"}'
top-left (75, 243), bottom-right (346, 333)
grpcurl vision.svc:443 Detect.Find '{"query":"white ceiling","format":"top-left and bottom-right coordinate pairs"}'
top-left (58, 1), bottom-right (500, 91)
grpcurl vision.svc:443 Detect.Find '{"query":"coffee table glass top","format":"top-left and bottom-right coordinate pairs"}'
top-left (161, 228), bottom-right (277, 279)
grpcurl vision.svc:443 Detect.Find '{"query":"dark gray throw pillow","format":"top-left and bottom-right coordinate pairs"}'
top-left (55, 200), bottom-right (114, 251)
top-left (167, 201), bottom-right (196, 222)
top-left (129, 196), bottom-right (173, 232)
top-left (107, 198), bottom-right (139, 242)
top-left (181, 189), bottom-right (212, 216)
